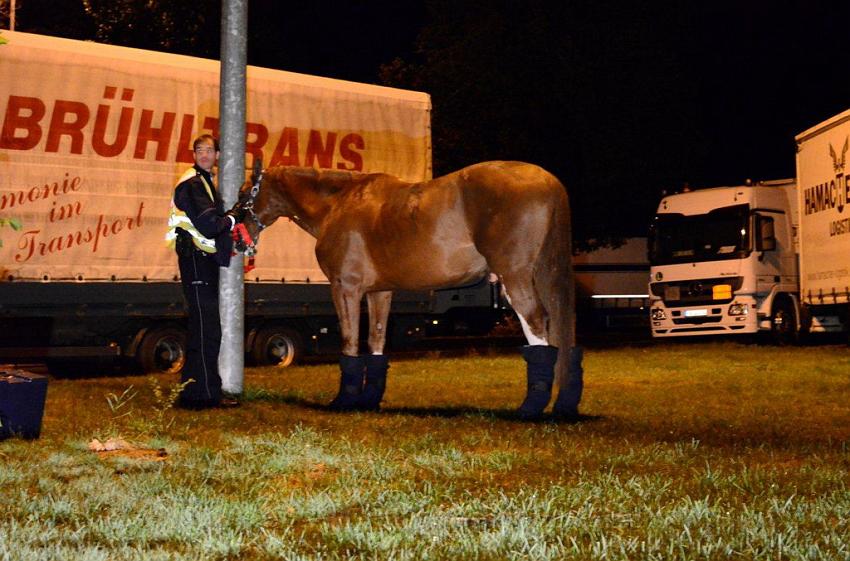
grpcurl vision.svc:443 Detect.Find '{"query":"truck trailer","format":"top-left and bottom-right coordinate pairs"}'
top-left (795, 107), bottom-right (850, 335)
top-left (574, 238), bottom-right (649, 331)
top-left (648, 107), bottom-right (850, 341)
top-left (0, 31), bottom-right (501, 372)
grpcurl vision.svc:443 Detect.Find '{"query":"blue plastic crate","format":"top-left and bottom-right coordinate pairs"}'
top-left (0, 368), bottom-right (48, 440)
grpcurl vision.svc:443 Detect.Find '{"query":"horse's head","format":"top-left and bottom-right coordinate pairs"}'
top-left (233, 161), bottom-right (273, 256)
top-left (234, 165), bottom-right (329, 256)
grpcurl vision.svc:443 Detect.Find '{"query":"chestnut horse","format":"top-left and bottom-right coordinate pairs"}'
top-left (239, 161), bottom-right (584, 419)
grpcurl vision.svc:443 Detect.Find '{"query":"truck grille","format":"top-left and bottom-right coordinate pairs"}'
top-left (649, 277), bottom-right (743, 306)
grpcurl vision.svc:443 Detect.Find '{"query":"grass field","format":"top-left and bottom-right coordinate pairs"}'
top-left (1, 341), bottom-right (849, 560)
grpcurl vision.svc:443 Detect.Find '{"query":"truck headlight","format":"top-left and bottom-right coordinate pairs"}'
top-left (728, 302), bottom-right (748, 316)
top-left (651, 307), bottom-right (667, 321)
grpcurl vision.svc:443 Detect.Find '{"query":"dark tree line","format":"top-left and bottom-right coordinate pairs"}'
top-left (2, 0), bottom-right (217, 56)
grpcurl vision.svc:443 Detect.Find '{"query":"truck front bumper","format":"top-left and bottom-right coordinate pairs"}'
top-left (649, 296), bottom-right (758, 337)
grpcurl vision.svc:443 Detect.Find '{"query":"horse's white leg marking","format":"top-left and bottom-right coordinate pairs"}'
top-left (373, 322), bottom-right (383, 354)
top-left (367, 291), bottom-right (392, 355)
top-left (502, 288), bottom-right (549, 346)
top-left (373, 319), bottom-right (383, 355)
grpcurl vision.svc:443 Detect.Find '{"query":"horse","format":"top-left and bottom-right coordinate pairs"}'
top-left (238, 161), bottom-right (584, 419)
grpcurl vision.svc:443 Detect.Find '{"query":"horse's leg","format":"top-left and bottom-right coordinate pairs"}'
top-left (359, 290), bottom-right (392, 411)
top-left (328, 281), bottom-right (365, 410)
top-left (552, 346), bottom-right (583, 419)
top-left (499, 273), bottom-right (558, 420)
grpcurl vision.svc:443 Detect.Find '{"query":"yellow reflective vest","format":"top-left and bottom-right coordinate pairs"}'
top-left (165, 168), bottom-right (217, 253)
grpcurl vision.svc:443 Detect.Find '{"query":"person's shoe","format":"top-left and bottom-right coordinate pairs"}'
top-left (218, 397), bottom-right (240, 408)
top-left (177, 401), bottom-right (202, 410)
top-left (177, 397), bottom-right (215, 410)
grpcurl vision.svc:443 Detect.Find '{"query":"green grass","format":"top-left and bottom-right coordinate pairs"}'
top-left (1, 342), bottom-right (849, 560)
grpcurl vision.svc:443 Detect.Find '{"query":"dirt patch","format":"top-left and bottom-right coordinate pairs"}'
top-left (88, 437), bottom-right (168, 462)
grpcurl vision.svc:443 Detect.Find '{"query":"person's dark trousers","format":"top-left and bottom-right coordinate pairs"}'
top-left (177, 249), bottom-right (223, 408)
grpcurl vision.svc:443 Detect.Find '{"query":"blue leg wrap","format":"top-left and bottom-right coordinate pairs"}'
top-left (552, 346), bottom-right (584, 419)
top-left (328, 355), bottom-right (365, 411)
top-left (517, 345), bottom-right (558, 420)
top-left (357, 354), bottom-right (389, 411)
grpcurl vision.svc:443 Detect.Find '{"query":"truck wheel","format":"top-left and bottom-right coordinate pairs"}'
top-left (137, 327), bottom-right (187, 374)
top-left (252, 326), bottom-right (303, 367)
top-left (771, 299), bottom-right (798, 346)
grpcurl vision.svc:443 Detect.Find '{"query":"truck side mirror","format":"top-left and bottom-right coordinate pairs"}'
top-left (756, 215), bottom-right (776, 252)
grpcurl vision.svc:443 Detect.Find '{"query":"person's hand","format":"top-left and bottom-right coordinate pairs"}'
top-left (226, 202), bottom-right (247, 225)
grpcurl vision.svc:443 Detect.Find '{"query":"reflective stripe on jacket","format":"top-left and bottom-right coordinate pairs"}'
top-left (165, 168), bottom-right (217, 253)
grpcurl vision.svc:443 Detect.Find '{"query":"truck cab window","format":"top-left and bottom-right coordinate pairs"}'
top-left (755, 214), bottom-right (776, 252)
top-left (649, 204), bottom-right (750, 266)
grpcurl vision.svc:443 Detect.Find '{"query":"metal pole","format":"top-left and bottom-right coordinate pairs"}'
top-left (218, 0), bottom-right (248, 395)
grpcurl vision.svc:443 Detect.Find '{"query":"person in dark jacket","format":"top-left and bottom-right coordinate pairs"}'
top-left (166, 134), bottom-right (242, 409)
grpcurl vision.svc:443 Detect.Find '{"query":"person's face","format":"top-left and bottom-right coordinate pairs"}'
top-left (193, 140), bottom-right (218, 172)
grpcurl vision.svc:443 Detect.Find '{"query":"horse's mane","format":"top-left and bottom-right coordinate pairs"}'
top-left (278, 166), bottom-right (389, 196)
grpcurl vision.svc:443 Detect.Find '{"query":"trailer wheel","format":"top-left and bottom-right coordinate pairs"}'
top-left (137, 327), bottom-right (187, 374)
top-left (252, 326), bottom-right (303, 367)
top-left (771, 298), bottom-right (798, 346)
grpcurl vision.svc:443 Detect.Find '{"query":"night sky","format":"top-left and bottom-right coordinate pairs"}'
top-left (6, 0), bottom-right (850, 240)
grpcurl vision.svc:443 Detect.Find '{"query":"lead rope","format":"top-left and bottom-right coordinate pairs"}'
top-left (243, 168), bottom-right (267, 246)
top-left (232, 168), bottom-right (265, 273)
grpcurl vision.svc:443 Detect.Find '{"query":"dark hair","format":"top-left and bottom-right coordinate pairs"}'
top-left (193, 134), bottom-right (219, 152)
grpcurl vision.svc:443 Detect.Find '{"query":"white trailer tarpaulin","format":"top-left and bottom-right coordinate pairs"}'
top-left (0, 31), bottom-right (431, 282)
top-left (796, 107), bottom-right (850, 305)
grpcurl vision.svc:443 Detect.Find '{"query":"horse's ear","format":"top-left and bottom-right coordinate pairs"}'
top-left (251, 157), bottom-right (263, 184)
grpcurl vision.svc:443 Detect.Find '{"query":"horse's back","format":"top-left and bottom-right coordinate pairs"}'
top-left (445, 162), bottom-right (568, 269)
top-left (458, 161), bottom-right (564, 194)
top-left (452, 160), bottom-right (565, 217)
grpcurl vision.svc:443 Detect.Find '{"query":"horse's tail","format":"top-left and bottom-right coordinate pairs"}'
top-left (533, 178), bottom-right (575, 393)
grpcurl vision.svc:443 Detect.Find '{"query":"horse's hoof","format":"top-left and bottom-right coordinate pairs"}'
top-left (551, 406), bottom-right (580, 421)
top-left (355, 400), bottom-right (381, 412)
top-left (516, 410), bottom-right (547, 422)
top-left (327, 395), bottom-right (361, 411)
top-left (516, 393), bottom-right (550, 421)
top-left (354, 391), bottom-right (383, 412)
top-left (327, 402), bottom-right (358, 412)
top-left (516, 403), bottom-right (548, 421)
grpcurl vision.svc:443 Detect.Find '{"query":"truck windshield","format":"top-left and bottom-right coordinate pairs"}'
top-left (649, 203), bottom-right (750, 265)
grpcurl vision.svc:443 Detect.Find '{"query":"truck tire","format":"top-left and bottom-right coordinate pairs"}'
top-left (137, 327), bottom-right (187, 374)
top-left (251, 326), bottom-right (303, 367)
top-left (771, 298), bottom-right (798, 346)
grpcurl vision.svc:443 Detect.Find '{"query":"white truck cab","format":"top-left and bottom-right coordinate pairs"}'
top-left (648, 180), bottom-right (799, 340)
